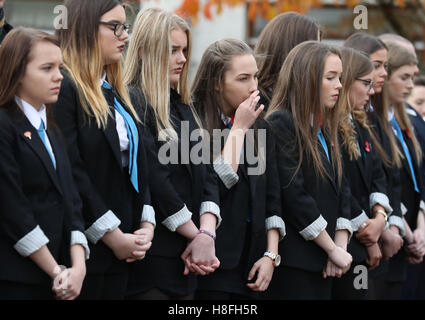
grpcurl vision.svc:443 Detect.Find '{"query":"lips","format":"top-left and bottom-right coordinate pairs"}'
top-left (174, 68), bottom-right (183, 74)
top-left (118, 45), bottom-right (125, 52)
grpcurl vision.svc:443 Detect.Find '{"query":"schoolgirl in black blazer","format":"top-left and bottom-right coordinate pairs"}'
top-left (264, 41), bottom-right (354, 300)
top-left (53, 0), bottom-right (154, 300)
top-left (123, 8), bottom-right (221, 300)
top-left (0, 28), bottom-right (88, 300)
top-left (191, 39), bottom-right (285, 299)
top-left (331, 47), bottom-right (392, 300)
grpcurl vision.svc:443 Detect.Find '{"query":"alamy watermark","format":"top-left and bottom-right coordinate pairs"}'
top-left (354, 5), bottom-right (368, 30)
top-left (53, 5), bottom-right (68, 30)
top-left (157, 122), bottom-right (267, 176)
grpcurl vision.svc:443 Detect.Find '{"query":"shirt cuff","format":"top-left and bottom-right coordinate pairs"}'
top-left (14, 225), bottom-right (49, 257)
top-left (84, 210), bottom-right (121, 244)
top-left (299, 215), bottom-right (328, 241)
top-left (161, 205), bottom-right (192, 232)
top-left (71, 230), bottom-right (90, 260)
top-left (141, 205), bottom-right (156, 228)
top-left (199, 201), bottom-right (222, 229)
top-left (265, 215), bottom-right (286, 241)
top-left (401, 203), bottom-right (408, 216)
top-left (336, 217), bottom-right (354, 241)
top-left (420, 200), bottom-right (425, 214)
top-left (388, 215), bottom-right (406, 237)
top-left (213, 156), bottom-right (239, 189)
top-left (351, 210), bottom-right (369, 232)
top-left (370, 192), bottom-right (393, 216)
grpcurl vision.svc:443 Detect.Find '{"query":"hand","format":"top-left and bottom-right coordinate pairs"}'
top-left (356, 217), bottom-right (386, 246)
top-left (181, 233), bottom-right (219, 276)
top-left (365, 242), bottom-right (382, 270)
top-left (246, 257), bottom-right (274, 292)
top-left (232, 90), bottom-right (264, 132)
top-left (327, 245), bottom-right (352, 270)
top-left (52, 266), bottom-right (86, 300)
top-left (114, 233), bottom-right (151, 261)
top-left (380, 227), bottom-right (403, 260)
top-left (126, 227), bottom-right (154, 263)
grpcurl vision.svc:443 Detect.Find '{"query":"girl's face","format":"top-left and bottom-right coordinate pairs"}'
top-left (369, 49), bottom-right (388, 94)
top-left (169, 28), bottom-right (188, 89)
top-left (99, 5), bottom-right (128, 67)
top-left (350, 71), bottom-right (375, 110)
top-left (321, 54), bottom-right (343, 109)
top-left (17, 41), bottom-right (63, 110)
top-left (222, 54), bottom-right (258, 115)
top-left (407, 85), bottom-right (425, 118)
top-left (388, 64), bottom-right (416, 105)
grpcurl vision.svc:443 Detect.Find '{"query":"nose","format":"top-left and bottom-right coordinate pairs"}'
top-left (249, 78), bottom-right (258, 93)
top-left (177, 51), bottom-right (186, 64)
top-left (381, 67), bottom-right (388, 79)
top-left (54, 67), bottom-right (64, 82)
top-left (368, 87), bottom-right (375, 96)
top-left (406, 78), bottom-right (414, 90)
top-left (119, 29), bottom-right (129, 42)
top-left (335, 78), bottom-right (342, 90)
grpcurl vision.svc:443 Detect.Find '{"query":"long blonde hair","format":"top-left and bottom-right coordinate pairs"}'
top-left (57, 0), bottom-right (139, 129)
top-left (124, 7), bottom-right (201, 140)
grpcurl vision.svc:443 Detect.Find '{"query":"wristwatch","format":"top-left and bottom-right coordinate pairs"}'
top-left (264, 252), bottom-right (281, 267)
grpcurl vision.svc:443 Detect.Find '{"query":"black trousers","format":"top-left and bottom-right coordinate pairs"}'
top-left (263, 265), bottom-right (332, 300)
top-left (331, 262), bottom-right (368, 300)
top-left (126, 287), bottom-right (193, 300)
top-left (78, 272), bottom-right (128, 300)
top-left (0, 280), bottom-right (54, 300)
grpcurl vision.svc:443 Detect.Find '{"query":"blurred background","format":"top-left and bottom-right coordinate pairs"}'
top-left (4, 0), bottom-right (425, 77)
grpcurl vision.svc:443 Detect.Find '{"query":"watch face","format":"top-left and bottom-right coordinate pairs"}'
top-left (275, 254), bottom-right (281, 267)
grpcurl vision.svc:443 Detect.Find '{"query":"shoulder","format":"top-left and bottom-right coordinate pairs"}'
top-left (267, 109), bottom-right (294, 134)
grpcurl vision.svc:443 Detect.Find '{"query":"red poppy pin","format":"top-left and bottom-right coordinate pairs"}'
top-left (365, 140), bottom-right (370, 153)
top-left (404, 128), bottom-right (412, 139)
top-left (24, 131), bottom-right (32, 140)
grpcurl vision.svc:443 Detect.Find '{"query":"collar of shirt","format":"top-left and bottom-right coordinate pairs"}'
top-left (387, 107), bottom-right (395, 122)
top-left (100, 72), bottom-right (107, 87)
top-left (220, 111), bottom-right (232, 127)
top-left (14, 96), bottom-right (47, 130)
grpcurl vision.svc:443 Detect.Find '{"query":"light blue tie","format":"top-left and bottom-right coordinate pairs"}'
top-left (318, 128), bottom-right (330, 161)
top-left (102, 81), bottom-right (139, 193)
top-left (391, 118), bottom-right (420, 193)
top-left (37, 120), bottom-right (56, 169)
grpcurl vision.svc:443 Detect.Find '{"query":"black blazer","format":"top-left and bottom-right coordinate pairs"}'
top-left (52, 74), bottom-right (151, 274)
top-left (129, 87), bottom-right (220, 258)
top-left (0, 103), bottom-right (84, 285)
top-left (342, 120), bottom-right (388, 262)
top-left (213, 118), bottom-right (282, 273)
top-left (269, 110), bottom-right (352, 272)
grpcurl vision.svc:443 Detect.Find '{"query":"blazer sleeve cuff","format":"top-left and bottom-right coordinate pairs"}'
top-left (71, 230), bottom-right (90, 260)
top-left (14, 225), bottom-right (49, 257)
top-left (388, 215), bottom-right (406, 237)
top-left (401, 202), bottom-right (408, 216)
top-left (299, 215), bottom-right (328, 241)
top-left (199, 201), bottom-right (222, 229)
top-left (84, 210), bottom-right (121, 244)
top-left (265, 216), bottom-right (286, 241)
top-left (141, 205), bottom-right (156, 229)
top-left (351, 210), bottom-right (369, 232)
top-left (370, 192), bottom-right (393, 216)
top-left (213, 156), bottom-right (239, 189)
top-left (161, 205), bottom-right (192, 232)
top-left (336, 217), bottom-right (354, 241)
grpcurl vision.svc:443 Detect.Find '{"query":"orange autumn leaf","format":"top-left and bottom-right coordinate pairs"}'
top-left (248, 1), bottom-right (258, 23)
top-left (204, 1), bottom-right (213, 20)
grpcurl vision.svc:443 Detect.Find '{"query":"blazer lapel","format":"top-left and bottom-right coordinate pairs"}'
top-left (318, 140), bottom-right (338, 193)
top-left (353, 123), bottom-right (370, 192)
top-left (16, 117), bottom-right (63, 195)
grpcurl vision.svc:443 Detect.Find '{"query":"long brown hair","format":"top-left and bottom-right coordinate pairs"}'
top-left (266, 41), bottom-right (343, 183)
top-left (343, 33), bottom-right (399, 168)
top-left (385, 41), bottom-right (422, 165)
top-left (254, 12), bottom-right (321, 103)
top-left (57, 0), bottom-right (138, 129)
top-left (339, 47), bottom-right (374, 160)
top-left (0, 27), bottom-right (59, 108)
top-left (191, 38), bottom-right (254, 136)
